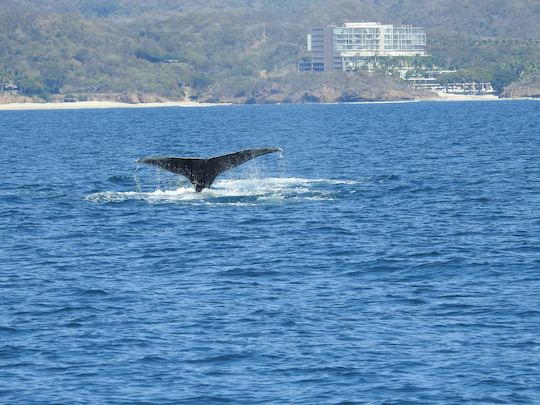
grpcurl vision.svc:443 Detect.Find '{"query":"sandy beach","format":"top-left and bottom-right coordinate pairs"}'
top-left (429, 91), bottom-right (501, 101)
top-left (0, 94), bottom-right (533, 111)
top-left (0, 100), bottom-right (227, 111)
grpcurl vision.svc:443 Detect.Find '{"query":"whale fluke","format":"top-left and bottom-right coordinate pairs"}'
top-left (137, 147), bottom-right (282, 192)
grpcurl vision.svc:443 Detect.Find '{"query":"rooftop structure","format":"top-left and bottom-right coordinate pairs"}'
top-left (0, 79), bottom-right (19, 94)
top-left (299, 22), bottom-right (427, 72)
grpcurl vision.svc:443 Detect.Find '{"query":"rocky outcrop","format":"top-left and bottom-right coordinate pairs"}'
top-left (0, 74), bottom-right (436, 106)
top-left (500, 74), bottom-right (540, 98)
top-left (500, 85), bottom-right (540, 98)
top-left (200, 72), bottom-right (433, 104)
top-left (115, 92), bottom-right (169, 104)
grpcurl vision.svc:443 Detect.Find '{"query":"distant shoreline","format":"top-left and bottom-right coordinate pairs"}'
top-left (0, 100), bottom-right (228, 111)
top-left (0, 95), bottom-right (537, 111)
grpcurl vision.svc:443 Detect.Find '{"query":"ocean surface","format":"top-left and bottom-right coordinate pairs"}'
top-left (1, 100), bottom-right (539, 404)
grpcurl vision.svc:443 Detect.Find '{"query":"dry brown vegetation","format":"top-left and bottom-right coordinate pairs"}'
top-left (1, 0), bottom-right (539, 103)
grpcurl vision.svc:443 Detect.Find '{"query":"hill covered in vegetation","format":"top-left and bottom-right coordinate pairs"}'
top-left (1, 0), bottom-right (540, 103)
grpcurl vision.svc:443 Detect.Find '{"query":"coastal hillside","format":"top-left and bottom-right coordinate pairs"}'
top-left (1, 0), bottom-right (540, 102)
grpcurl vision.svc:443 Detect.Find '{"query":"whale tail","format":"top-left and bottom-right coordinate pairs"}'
top-left (137, 147), bottom-right (282, 192)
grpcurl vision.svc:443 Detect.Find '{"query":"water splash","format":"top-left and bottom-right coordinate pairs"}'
top-left (86, 177), bottom-right (357, 205)
top-left (155, 166), bottom-right (161, 190)
top-left (277, 150), bottom-right (287, 178)
top-left (133, 165), bottom-right (142, 192)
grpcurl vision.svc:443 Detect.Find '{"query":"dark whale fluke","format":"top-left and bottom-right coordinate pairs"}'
top-left (137, 147), bottom-right (282, 192)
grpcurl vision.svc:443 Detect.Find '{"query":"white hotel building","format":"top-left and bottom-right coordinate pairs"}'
top-left (299, 22), bottom-right (427, 72)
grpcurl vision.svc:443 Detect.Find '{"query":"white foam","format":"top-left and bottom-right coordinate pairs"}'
top-left (86, 177), bottom-right (355, 204)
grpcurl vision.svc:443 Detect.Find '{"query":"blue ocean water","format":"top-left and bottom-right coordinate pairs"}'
top-left (1, 101), bottom-right (539, 404)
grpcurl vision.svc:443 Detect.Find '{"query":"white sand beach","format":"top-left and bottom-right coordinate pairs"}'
top-left (0, 94), bottom-right (531, 111)
top-left (0, 100), bottom-right (227, 111)
top-left (429, 91), bottom-right (501, 101)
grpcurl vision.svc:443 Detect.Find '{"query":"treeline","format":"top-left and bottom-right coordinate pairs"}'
top-left (0, 0), bottom-right (539, 101)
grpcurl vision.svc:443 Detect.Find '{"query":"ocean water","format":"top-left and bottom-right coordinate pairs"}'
top-left (1, 100), bottom-right (539, 404)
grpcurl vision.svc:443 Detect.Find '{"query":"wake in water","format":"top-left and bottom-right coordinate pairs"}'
top-left (86, 177), bottom-right (358, 205)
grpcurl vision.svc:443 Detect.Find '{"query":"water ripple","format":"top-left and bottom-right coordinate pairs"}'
top-left (1, 101), bottom-right (539, 403)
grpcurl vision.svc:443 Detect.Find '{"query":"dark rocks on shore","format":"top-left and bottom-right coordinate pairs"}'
top-left (199, 72), bottom-right (431, 104)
